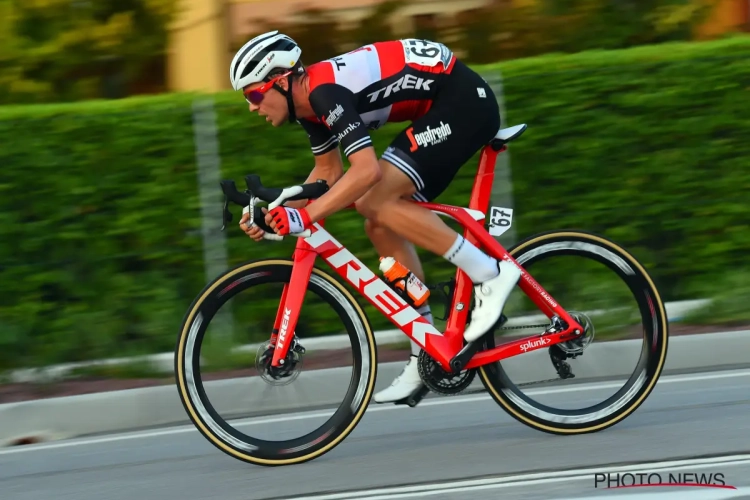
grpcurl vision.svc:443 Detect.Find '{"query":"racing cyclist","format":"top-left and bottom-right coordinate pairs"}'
top-left (232, 31), bottom-right (522, 404)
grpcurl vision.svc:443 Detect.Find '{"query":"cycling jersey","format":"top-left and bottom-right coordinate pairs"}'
top-left (298, 39), bottom-right (457, 159)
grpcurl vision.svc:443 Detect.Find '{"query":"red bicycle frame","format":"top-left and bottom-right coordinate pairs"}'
top-left (267, 143), bottom-right (585, 371)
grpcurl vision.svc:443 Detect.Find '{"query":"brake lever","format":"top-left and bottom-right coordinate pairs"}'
top-left (240, 204), bottom-right (312, 241)
top-left (221, 195), bottom-right (232, 231)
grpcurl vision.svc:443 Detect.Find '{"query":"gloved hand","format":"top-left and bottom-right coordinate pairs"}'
top-left (267, 206), bottom-right (312, 236)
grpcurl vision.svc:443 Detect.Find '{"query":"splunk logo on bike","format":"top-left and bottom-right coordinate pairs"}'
top-left (519, 337), bottom-right (551, 352)
top-left (594, 472), bottom-right (735, 490)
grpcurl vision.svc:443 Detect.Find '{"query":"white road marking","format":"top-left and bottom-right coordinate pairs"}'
top-left (1, 368), bottom-right (748, 456)
top-left (288, 455), bottom-right (750, 499)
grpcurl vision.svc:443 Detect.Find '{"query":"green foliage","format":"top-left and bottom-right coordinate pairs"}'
top-left (235, 0), bottom-right (721, 66)
top-left (1, 36), bottom-right (749, 371)
top-left (0, 0), bottom-right (179, 104)
top-left (534, 0), bottom-right (717, 50)
top-left (0, 93), bottom-right (203, 369)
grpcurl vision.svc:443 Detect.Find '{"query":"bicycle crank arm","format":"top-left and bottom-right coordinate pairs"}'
top-left (394, 385), bottom-right (431, 408)
top-left (449, 314), bottom-right (508, 372)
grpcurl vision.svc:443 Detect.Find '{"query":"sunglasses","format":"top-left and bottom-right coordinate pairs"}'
top-left (243, 71), bottom-right (292, 105)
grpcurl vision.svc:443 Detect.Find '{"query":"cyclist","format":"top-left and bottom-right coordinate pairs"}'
top-left (232, 31), bottom-right (521, 404)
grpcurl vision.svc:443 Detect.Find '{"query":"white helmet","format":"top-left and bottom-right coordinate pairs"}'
top-left (230, 31), bottom-right (302, 91)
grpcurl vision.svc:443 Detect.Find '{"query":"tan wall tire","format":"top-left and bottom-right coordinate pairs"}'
top-left (478, 230), bottom-right (669, 435)
top-left (174, 259), bottom-right (378, 466)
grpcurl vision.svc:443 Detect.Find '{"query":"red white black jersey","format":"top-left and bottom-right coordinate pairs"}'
top-left (297, 39), bottom-right (457, 159)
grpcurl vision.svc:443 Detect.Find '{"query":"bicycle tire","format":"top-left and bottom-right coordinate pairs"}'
top-left (175, 259), bottom-right (377, 466)
top-left (477, 230), bottom-right (669, 434)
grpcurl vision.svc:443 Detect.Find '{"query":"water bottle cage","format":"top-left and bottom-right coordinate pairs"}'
top-left (384, 274), bottom-right (455, 322)
top-left (427, 277), bottom-right (456, 322)
top-left (385, 275), bottom-right (414, 306)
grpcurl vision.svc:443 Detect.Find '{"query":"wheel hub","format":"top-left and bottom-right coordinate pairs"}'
top-left (558, 311), bottom-right (595, 356)
top-left (256, 336), bottom-right (306, 386)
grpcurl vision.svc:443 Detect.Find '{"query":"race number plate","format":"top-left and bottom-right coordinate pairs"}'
top-left (488, 206), bottom-right (513, 236)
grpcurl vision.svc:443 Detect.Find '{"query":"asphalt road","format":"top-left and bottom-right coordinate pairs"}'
top-left (2, 368), bottom-right (750, 500)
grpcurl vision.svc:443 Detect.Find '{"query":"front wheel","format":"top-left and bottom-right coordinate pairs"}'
top-left (174, 259), bottom-right (378, 466)
top-left (478, 230), bottom-right (669, 435)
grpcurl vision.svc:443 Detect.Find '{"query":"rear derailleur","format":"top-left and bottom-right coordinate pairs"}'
top-left (255, 336), bottom-right (306, 386)
top-left (540, 312), bottom-right (595, 381)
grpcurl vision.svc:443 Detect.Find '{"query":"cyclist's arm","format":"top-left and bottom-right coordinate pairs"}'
top-left (301, 84), bottom-right (381, 224)
top-left (282, 118), bottom-right (346, 209)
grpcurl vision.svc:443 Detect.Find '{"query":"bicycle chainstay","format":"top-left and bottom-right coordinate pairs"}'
top-left (425, 279), bottom-right (585, 388)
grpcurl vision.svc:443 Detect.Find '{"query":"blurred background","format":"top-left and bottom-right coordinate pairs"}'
top-left (0, 0), bottom-right (749, 392)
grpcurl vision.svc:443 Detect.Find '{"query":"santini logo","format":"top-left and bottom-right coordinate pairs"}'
top-left (520, 337), bottom-right (551, 352)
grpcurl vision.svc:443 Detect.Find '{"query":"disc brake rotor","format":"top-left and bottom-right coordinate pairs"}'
top-left (255, 337), bottom-right (305, 386)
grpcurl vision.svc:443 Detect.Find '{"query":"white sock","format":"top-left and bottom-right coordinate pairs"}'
top-left (442, 234), bottom-right (499, 284)
top-left (410, 304), bottom-right (433, 356)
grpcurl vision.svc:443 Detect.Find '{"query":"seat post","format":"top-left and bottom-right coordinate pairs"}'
top-left (469, 143), bottom-right (506, 214)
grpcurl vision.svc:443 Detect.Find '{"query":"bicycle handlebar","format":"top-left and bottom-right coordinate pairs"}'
top-left (244, 174), bottom-right (329, 207)
top-left (219, 175), bottom-right (330, 241)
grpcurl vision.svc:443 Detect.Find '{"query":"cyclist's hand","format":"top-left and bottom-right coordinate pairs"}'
top-left (239, 208), bottom-right (267, 242)
top-left (267, 206), bottom-right (312, 236)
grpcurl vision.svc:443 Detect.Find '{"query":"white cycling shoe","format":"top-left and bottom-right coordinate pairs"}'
top-left (463, 259), bottom-right (522, 343)
top-left (372, 355), bottom-right (424, 404)
top-left (371, 261), bottom-right (520, 404)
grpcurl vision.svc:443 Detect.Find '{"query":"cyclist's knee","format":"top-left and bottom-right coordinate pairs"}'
top-left (363, 218), bottom-right (377, 237)
top-left (355, 193), bottom-right (379, 222)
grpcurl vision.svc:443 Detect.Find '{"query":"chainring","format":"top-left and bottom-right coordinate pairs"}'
top-left (417, 350), bottom-right (476, 395)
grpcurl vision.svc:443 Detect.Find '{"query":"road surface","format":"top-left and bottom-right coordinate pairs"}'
top-left (2, 368), bottom-right (750, 500)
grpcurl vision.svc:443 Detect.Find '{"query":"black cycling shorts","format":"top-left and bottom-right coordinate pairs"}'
top-left (381, 59), bottom-right (501, 202)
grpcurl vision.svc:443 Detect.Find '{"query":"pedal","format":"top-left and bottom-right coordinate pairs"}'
top-left (394, 385), bottom-right (430, 408)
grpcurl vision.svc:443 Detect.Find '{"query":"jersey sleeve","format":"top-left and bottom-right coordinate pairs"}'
top-left (308, 83), bottom-right (373, 159)
top-left (297, 117), bottom-right (339, 156)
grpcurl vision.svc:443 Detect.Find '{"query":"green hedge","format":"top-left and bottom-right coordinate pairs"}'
top-left (1, 36), bottom-right (749, 370)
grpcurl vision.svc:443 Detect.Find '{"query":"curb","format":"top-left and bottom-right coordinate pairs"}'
top-left (1, 328), bottom-right (747, 447)
top-left (7, 298), bottom-right (711, 383)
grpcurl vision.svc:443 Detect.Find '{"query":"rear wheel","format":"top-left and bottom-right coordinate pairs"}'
top-left (175, 259), bottom-right (377, 466)
top-left (478, 230), bottom-right (668, 434)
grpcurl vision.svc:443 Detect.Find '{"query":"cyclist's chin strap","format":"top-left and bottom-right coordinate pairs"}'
top-left (273, 75), bottom-right (297, 124)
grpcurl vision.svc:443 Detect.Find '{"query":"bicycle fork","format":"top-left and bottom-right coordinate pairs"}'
top-left (269, 244), bottom-right (318, 367)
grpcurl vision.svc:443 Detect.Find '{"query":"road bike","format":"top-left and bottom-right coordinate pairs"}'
top-left (175, 123), bottom-right (669, 466)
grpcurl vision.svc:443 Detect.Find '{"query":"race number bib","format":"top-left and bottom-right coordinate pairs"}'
top-left (402, 39), bottom-right (452, 68)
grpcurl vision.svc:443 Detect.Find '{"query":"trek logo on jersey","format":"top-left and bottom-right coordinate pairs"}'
top-left (337, 122), bottom-right (361, 141)
top-left (366, 74), bottom-right (434, 103)
top-left (406, 121), bottom-right (452, 152)
top-left (324, 104), bottom-right (344, 128)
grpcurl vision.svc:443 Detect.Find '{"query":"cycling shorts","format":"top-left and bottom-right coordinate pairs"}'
top-left (381, 59), bottom-right (501, 202)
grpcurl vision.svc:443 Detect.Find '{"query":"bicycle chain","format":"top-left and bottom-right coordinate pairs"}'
top-left (496, 323), bottom-right (551, 331)
top-left (492, 322), bottom-right (570, 388)
top-left (420, 322), bottom-right (565, 394)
